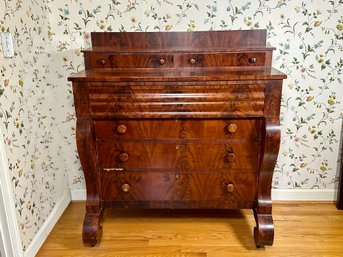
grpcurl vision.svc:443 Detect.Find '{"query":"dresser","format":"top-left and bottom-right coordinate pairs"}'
top-left (68, 30), bottom-right (286, 247)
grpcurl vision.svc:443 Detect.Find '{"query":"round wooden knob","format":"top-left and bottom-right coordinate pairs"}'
top-left (227, 123), bottom-right (238, 134)
top-left (190, 58), bottom-right (196, 64)
top-left (226, 183), bottom-right (235, 193)
top-left (121, 183), bottom-right (131, 192)
top-left (249, 57), bottom-right (257, 63)
top-left (99, 59), bottom-right (106, 65)
top-left (119, 153), bottom-right (129, 162)
top-left (159, 58), bottom-right (165, 65)
top-left (117, 124), bottom-right (127, 134)
top-left (227, 152), bottom-right (236, 162)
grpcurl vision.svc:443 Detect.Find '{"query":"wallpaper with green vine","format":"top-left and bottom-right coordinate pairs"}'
top-left (0, 0), bottom-right (342, 252)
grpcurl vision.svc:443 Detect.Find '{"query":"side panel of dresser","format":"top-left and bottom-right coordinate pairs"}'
top-left (72, 82), bottom-right (103, 246)
top-left (253, 80), bottom-right (282, 247)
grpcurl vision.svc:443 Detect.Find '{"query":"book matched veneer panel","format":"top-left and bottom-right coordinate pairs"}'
top-left (100, 171), bottom-right (257, 205)
top-left (94, 119), bottom-right (262, 141)
top-left (88, 82), bottom-right (265, 118)
top-left (97, 142), bottom-right (260, 171)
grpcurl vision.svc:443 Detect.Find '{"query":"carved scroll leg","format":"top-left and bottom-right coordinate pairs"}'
top-left (83, 211), bottom-right (103, 247)
top-left (253, 209), bottom-right (274, 247)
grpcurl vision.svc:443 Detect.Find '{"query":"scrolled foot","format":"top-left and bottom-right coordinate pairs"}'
top-left (253, 212), bottom-right (274, 247)
top-left (83, 213), bottom-right (103, 246)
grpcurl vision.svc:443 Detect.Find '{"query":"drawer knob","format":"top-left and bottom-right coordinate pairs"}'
top-left (227, 123), bottom-right (238, 134)
top-left (159, 58), bottom-right (165, 65)
top-left (99, 59), bottom-right (106, 65)
top-left (190, 58), bottom-right (196, 65)
top-left (226, 183), bottom-right (235, 193)
top-left (119, 153), bottom-right (129, 162)
top-left (117, 124), bottom-right (127, 134)
top-left (249, 57), bottom-right (257, 63)
top-left (121, 183), bottom-right (131, 192)
top-left (227, 152), bottom-right (236, 162)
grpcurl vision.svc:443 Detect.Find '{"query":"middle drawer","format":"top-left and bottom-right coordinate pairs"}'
top-left (97, 142), bottom-right (260, 171)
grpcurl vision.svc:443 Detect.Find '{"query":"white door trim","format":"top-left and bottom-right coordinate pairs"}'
top-left (0, 127), bottom-right (23, 257)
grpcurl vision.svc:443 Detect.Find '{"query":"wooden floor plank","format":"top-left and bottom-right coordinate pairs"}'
top-left (37, 201), bottom-right (343, 257)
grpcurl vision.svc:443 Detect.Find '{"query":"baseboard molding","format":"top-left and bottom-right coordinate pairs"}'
top-left (272, 188), bottom-right (335, 201)
top-left (71, 188), bottom-right (336, 201)
top-left (24, 190), bottom-right (71, 257)
top-left (71, 188), bottom-right (87, 201)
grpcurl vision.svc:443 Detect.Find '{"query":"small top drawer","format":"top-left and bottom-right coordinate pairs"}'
top-left (86, 54), bottom-right (174, 68)
top-left (176, 53), bottom-right (266, 67)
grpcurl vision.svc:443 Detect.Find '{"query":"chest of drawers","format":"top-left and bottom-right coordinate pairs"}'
top-left (68, 30), bottom-right (286, 247)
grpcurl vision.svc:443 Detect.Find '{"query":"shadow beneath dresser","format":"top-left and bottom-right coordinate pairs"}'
top-left (102, 208), bottom-right (257, 250)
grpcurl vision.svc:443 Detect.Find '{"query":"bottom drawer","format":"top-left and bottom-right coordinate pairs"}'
top-left (101, 171), bottom-right (257, 204)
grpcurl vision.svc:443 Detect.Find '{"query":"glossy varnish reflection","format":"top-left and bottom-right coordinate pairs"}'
top-left (68, 30), bottom-right (286, 247)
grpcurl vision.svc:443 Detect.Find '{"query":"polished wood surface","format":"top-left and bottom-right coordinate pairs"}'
top-left (37, 201), bottom-right (343, 257)
top-left (68, 30), bottom-right (286, 247)
top-left (90, 30), bottom-right (268, 48)
top-left (68, 68), bottom-right (286, 81)
top-left (94, 119), bottom-right (262, 141)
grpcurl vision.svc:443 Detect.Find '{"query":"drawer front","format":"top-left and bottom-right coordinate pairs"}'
top-left (87, 54), bottom-right (174, 68)
top-left (94, 119), bottom-right (262, 141)
top-left (97, 142), bottom-right (260, 170)
top-left (88, 83), bottom-right (265, 118)
top-left (176, 53), bottom-right (265, 67)
top-left (101, 171), bottom-right (257, 202)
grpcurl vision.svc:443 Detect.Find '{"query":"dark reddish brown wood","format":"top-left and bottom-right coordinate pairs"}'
top-left (90, 30), bottom-right (268, 48)
top-left (100, 171), bottom-right (257, 203)
top-left (68, 30), bottom-right (286, 247)
top-left (94, 119), bottom-right (262, 141)
top-left (97, 142), bottom-right (260, 170)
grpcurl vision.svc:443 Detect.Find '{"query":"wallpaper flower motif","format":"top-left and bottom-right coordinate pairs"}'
top-left (0, 0), bottom-right (342, 252)
top-left (47, 0), bottom-right (343, 190)
top-left (0, 0), bottom-right (69, 251)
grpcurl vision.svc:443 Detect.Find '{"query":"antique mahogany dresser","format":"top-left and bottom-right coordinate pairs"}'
top-left (68, 30), bottom-right (286, 247)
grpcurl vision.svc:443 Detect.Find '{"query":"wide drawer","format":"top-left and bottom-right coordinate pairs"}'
top-left (94, 119), bottom-right (262, 141)
top-left (100, 171), bottom-right (257, 202)
top-left (88, 83), bottom-right (265, 118)
top-left (97, 142), bottom-right (260, 171)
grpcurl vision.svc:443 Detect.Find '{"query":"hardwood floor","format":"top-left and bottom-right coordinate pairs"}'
top-left (37, 201), bottom-right (343, 257)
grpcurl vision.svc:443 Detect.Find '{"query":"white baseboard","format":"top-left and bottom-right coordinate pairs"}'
top-left (272, 188), bottom-right (335, 201)
top-left (71, 188), bottom-right (336, 201)
top-left (71, 188), bottom-right (87, 201)
top-left (24, 190), bottom-right (71, 257)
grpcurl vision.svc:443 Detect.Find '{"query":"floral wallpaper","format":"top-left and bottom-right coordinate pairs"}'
top-left (0, 0), bottom-right (342, 252)
top-left (0, 0), bottom-right (69, 251)
top-left (47, 0), bottom-right (343, 190)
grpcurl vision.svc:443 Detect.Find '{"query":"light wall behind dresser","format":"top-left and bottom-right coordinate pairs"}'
top-left (47, 0), bottom-right (343, 192)
top-left (0, 0), bottom-right (342, 253)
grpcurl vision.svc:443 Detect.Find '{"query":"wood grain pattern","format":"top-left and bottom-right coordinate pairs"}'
top-left (87, 82), bottom-right (265, 118)
top-left (100, 171), bottom-right (257, 205)
top-left (87, 52), bottom-right (267, 69)
top-left (94, 119), bottom-right (262, 141)
top-left (97, 142), bottom-right (260, 170)
top-left (90, 30), bottom-right (268, 48)
top-left (68, 30), bottom-right (286, 247)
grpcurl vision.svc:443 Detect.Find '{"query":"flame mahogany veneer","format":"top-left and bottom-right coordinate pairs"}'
top-left (68, 30), bottom-right (286, 247)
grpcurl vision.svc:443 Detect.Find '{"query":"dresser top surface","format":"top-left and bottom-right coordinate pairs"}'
top-left (68, 67), bottom-right (286, 82)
